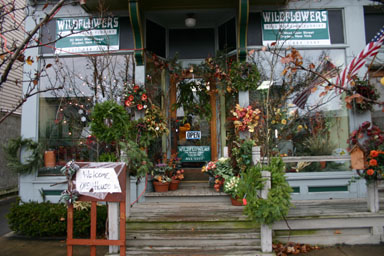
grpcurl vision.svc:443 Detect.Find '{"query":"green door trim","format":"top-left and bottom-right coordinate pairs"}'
top-left (129, 1), bottom-right (144, 65)
top-left (237, 0), bottom-right (249, 62)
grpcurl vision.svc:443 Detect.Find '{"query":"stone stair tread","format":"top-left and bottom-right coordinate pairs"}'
top-left (145, 187), bottom-right (226, 197)
top-left (126, 230), bottom-right (260, 240)
top-left (125, 246), bottom-right (263, 256)
top-left (127, 239), bottom-right (260, 247)
top-left (127, 221), bottom-right (259, 231)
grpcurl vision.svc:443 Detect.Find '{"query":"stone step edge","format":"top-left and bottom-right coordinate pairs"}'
top-left (145, 192), bottom-right (228, 197)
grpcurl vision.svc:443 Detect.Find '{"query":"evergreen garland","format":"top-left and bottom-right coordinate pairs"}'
top-left (239, 157), bottom-right (292, 226)
top-left (3, 137), bottom-right (44, 174)
top-left (228, 61), bottom-right (261, 92)
top-left (89, 100), bottom-right (130, 143)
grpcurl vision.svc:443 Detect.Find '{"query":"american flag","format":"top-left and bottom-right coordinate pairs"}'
top-left (293, 60), bottom-right (338, 109)
top-left (336, 26), bottom-right (384, 89)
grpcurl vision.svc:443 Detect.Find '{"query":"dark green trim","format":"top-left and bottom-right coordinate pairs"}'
top-left (237, 0), bottom-right (249, 61)
top-left (308, 186), bottom-right (348, 193)
top-left (129, 1), bottom-right (144, 65)
top-left (291, 187), bottom-right (300, 193)
top-left (43, 190), bottom-right (63, 196)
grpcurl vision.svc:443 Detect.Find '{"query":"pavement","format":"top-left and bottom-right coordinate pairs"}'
top-left (1, 195), bottom-right (384, 255)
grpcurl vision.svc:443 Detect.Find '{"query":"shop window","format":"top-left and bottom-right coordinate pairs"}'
top-left (364, 6), bottom-right (384, 44)
top-left (38, 55), bottom-right (134, 175)
top-left (247, 48), bottom-right (351, 172)
top-left (169, 28), bottom-right (215, 59)
top-left (218, 18), bottom-right (236, 53)
top-left (146, 19), bottom-right (166, 58)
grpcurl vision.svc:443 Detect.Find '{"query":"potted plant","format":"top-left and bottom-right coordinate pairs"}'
top-left (203, 157), bottom-right (234, 192)
top-left (169, 169), bottom-right (185, 191)
top-left (152, 163), bottom-right (172, 192)
top-left (223, 176), bottom-right (243, 206)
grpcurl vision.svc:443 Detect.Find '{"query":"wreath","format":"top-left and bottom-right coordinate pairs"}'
top-left (346, 78), bottom-right (379, 112)
top-left (89, 100), bottom-right (130, 144)
top-left (3, 137), bottom-right (44, 174)
top-left (174, 79), bottom-right (211, 121)
top-left (228, 61), bottom-right (261, 92)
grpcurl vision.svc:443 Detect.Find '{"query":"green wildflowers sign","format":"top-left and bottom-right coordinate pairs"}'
top-left (262, 10), bottom-right (330, 46)
top-left (178, 146), bottom-right (211, 162)
top-left (55, 17), bottom-right (120, 54)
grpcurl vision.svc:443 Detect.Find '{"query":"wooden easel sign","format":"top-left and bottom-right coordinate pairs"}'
top-left (66, 162), bottom-right (126, 256)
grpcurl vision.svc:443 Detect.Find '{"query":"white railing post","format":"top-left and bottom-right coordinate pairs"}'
top-left (108, 203), bottom-right (119, 254)
top-left (367, 181), bottom-right (380, 213)
top-left (223, 146), bottom-right (229, 158)
top-left (260, 170), bottom-right (272, 253)
top-left (253, 146), bottom-right (272, 253)
top-left (252, 146), bottom-right (261, 165)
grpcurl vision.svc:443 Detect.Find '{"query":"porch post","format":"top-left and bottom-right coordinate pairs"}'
top-left (238, 91), bottom-right (250, 139)
top-left (252, 147), bottom-right (272, 253)
top-left (260, 171), bottom-right (273, 253)
top-left (367, 181), bottom-right (380, 213)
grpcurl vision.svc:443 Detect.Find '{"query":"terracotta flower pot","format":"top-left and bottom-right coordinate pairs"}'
top-left (153, 181), bottom-right (170, 192)
top-left (169, 179), bottom-right (180, 191)
top-left (44, 150), bottom-right (56, 168)
top-left (230, 196), bottom-right (243, 206)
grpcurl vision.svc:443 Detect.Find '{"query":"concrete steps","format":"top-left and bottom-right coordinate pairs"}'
top-left (126, 187), bottom-right (262, 255)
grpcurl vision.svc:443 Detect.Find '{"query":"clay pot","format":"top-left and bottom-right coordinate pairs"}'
top-left (44, 150), bottom-right (56, 168)
top-left (230, 196), bottom-right (243, 206)
top-left (153, 181), bottom-right (170, 192)
top-left (169, 179), bottom-right (180, 191)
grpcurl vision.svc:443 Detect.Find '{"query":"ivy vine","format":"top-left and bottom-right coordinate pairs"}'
top-left (232, 138), bottom-right (255, 173)
top-left (174, 80), bottom-right (211, 121)
top-left (3, 137), bottom-right (44, 174)
top-left (239, 157), bottom-right (292, 226)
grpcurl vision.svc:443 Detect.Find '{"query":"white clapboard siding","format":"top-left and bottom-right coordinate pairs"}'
top-left (0, 0), bottom-right (26, 115)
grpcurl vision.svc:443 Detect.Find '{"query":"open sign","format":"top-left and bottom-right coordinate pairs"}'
top-left (186, 131), bottom-right (201, 140)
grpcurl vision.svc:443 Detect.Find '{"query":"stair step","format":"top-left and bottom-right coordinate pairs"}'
top-left (129, 202), bottom-right (248, 222)
top-left (127, 230), bottom-right (260, 240)
top-left (125, 246), bottom-right (264, 256)
top-left (182, 168), bottom-right (208, 181)
top-left (127, 220), bottom-right (258, 230)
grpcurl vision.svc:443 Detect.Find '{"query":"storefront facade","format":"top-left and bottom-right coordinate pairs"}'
top-left (19, 0), bottom-right (383, 203)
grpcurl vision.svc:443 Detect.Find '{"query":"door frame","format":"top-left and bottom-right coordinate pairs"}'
top-left (170, 74), bottom-right (218, 161)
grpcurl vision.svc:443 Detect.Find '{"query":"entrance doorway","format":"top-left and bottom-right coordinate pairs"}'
top-left (170, 75), bottom-right (218, 168)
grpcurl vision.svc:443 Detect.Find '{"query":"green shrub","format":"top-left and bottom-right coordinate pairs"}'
top-left (7, 199), bottom-right (107, 238)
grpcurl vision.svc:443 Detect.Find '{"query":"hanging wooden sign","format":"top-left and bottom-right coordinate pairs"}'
top-left (350, 145), bottom-right (366, 170)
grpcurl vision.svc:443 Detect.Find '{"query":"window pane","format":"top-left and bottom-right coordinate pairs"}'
top-left (248, 49), bottom-right (350, 168)
top-left (169, 28), bottom-right (215, 59)
top-left (38, 55), bottom-right (134, 174)
top-left (248, 12), bottom-right (262, 46)
top-left (328, 10), bottom-right (344, 44)
top-left (219, 18), bottom-right (236, 52)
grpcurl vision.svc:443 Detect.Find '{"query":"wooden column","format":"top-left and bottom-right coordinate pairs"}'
top-left (170, 76), bottom-right (177, 156)
top-left (219, 83), bottom-right (227, 157)
top-left (210, 81), bottom-right (218, 161)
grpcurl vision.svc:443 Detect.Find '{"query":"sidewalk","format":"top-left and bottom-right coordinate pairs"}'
top-left (0, 234), bottom-right (383, 256)
top-left (0, 234), bottom-right (108, 256)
